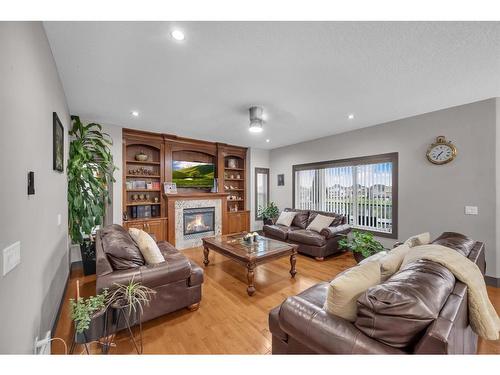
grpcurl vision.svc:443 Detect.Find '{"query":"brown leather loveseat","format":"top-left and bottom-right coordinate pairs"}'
top-left (263, 208), bottom-right (350, 260)
top-left (96, 224), bottom-right (204, 323)
top-left (269, 232), bottom-right (486, 354)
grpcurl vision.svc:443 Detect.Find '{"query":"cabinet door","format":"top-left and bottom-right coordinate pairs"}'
top-left (146, 220), bottom-right (164, 242)
top-left (228, 213), bottom-right (242, 234)
top-left (124, 221), bottom-right (146, 231)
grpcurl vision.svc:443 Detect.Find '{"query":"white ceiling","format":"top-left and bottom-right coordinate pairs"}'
top-left (44, 22), bottom-right (500, 149)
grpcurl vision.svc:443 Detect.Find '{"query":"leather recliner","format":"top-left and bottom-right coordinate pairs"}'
top-left (96, 224), bottom-right (204, 323)
top-left (263, 208), bottom-right (351, 260)
top-left (269, 232), bottom-right (486, 354)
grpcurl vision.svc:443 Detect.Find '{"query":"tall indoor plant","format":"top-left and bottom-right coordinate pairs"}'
top-left (68, 116), bottom-right (116, 275)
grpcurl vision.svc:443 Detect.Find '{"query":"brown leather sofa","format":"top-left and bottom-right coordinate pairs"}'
top-left (269, 232), bottom-right (486, 354)
top-left (263, 208), bottom-right (350, 260)
top-left (96, 224), bottom-right (204, 323)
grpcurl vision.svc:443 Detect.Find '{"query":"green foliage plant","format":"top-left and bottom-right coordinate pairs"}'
top-left (338, 230), bottom-right (385, 258)
top-left (69, 290), bottom-right (108, 334)
top-left (107, 277), bottom-right (156, 316)
top-left (257, 202), bottom-right (280, 222)
top-left (67, 116), bottom-right (117, 244)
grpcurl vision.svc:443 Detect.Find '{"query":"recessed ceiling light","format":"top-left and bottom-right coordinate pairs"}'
top-left (266, 139), bottom-right (270, 143)
top-left (171, 30), bottom-right (185, 41)
top-left (131, 111), bottom-right (139, 117)
top-left (348, 114), bottom-right (355, 120)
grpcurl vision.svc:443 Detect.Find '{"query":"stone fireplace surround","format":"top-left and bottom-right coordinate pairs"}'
top-left (166, 192), bottom-right (228, 250)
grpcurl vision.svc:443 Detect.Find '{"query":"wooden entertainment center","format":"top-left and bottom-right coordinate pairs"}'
top-left (122, 128), bottom-right (249, 243)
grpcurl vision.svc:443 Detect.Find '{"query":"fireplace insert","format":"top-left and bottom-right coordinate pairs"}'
top-left (183, 207), bottom-right (215, 236)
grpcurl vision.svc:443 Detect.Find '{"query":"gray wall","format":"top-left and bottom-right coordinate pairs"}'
top-left (0, 22), bottom-right (70, 353)
top-left (248, 148), bottom-right (271, 231)
top-left (270, 99), bottom-right (498, 277)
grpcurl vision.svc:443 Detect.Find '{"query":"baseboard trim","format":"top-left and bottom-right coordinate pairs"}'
top-left (51, 262), bottom-right (82, 336)
top-left (485, 276), bottom-right (500, 288)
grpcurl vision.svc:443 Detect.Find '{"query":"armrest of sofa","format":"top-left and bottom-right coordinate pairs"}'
top-left (96, 267), bottom-right (142, 293)
top-left (320, 224), bottom-right (351, 239)
top-left (278, 296), bottom-right (404, 354)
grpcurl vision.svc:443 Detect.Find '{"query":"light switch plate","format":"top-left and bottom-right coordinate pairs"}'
top-left (465, 206), bottom-right (478, 215)
top-left (3, 241), bottom-right (21, 276)
top-left (57, 214), bottom-right (62, 226)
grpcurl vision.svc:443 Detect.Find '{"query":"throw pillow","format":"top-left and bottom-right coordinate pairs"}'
top-left (324, 261), bottom-right (381, 322)
top-left (358, 250), bottom-right (388, 265)
top-left (306, 214), bottom-right (335, 233)
top-left (379, 244), bottom-right (412, 281)
top-left (128, 228), bottom-right (165, 265)
top-left (404, 232), bottom-right (431, 248)
top-left (275, 211), bottom-right (297, 227)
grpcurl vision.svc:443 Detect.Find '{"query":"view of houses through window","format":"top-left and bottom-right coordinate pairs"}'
top-left (293, 154), bottom-right (397, 235)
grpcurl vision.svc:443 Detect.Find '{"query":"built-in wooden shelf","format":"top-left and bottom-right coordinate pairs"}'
top-left (225, 178), bottom-right (244, 181)
top-left (126, 189), bottom-right (161, 192)
top-left (125, 217), bottom-right (165, 222)
top-left (126, 202), bottom-right (161, 207)
top-left (126, 160), bottom-right (161, 165)
top-left (228, 198), bottom-right (244, 202)
top-left (225, 188), bottom-right (244, 191)
top-left (126, 174), bottom-right (161, 178)
top-left (225, 167), bottom-right (244, 171)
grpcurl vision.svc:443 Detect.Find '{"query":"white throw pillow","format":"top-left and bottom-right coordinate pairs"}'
top-left (379, 243), bottom-right (412, 281)
top-left (306, 214), bottom-right (335, 233)
top-left (324, 261), bottom-right (381, 322)
top-left (275, 211), bottom-right (297, 227)
top-left (128, 228), bottom-right (165, 265)
top-left (404, 232), bottom-right (431, 248)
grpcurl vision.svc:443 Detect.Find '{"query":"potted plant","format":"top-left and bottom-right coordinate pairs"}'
top-left (67, 116), bottom-right (117, 275)
top-left (338, 230), bottom-right (385, 263)
top-left (258, 202), bottom-right (280, 225)
top-left (107, 277), bottom-right (156, 325)
top-left (69, 289), bottom-right (110, 348)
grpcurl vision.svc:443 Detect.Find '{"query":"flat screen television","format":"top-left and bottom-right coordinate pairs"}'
top-left (172, 161), bottom-right (215, 188)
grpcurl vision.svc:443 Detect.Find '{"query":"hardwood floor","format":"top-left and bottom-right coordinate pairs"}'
top-left (52, 248), bottom-right (500, 354)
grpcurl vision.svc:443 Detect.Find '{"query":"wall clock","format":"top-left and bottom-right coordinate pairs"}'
top-left (426, 136), bottom-right (457, 165)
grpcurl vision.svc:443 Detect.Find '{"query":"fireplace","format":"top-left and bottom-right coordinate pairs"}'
top-left (183, 207), bottom-right (215, 236)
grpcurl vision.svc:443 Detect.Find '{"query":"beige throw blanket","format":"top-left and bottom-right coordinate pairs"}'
top-left (401, 244), bottom-right (500, 341)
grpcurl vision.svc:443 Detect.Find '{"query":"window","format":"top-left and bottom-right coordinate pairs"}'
top-left (255, 168), bottom-right (270, 220)
top-left (293, 153), bottom-right (398, 237)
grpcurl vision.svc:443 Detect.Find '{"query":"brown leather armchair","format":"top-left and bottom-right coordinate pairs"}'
top-left (96, 225), bottom-right (203, 323)
top-left (269, 232), bottom-right (486, 354)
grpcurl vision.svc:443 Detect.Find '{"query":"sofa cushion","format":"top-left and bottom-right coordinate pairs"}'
top-left (354, 259), bottom-right (455, 350)
top-left (263, 224), bottom-right (294, 240)
top-left (324, 260), bottom-right (381, 322)
top-left (431, 232), bottom-right (475, 257)
top-left (100, 224), bottom-right (145, 270)
top-left (288, 229), bottom-right (327, 247)
top-left (128, 228), bottom-right (165, 264)
top-left (307, 214), bottom-right (335, 233)
top-left (275, 211), bottom-right (296, 227)
top-left (284, 208), bottom-right (310, 229)
top-left (308, 210), bottom-right (346, 227)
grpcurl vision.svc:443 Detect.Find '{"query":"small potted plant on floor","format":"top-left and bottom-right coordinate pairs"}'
top-left (338, 230), bottom-right (385, 263)
top-left (69, 288), bottom-right (110, 353)
top-left (258, 202), bottom-right (280, 225)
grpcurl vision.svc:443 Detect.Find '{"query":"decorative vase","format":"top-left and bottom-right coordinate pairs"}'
top-left (135, 151), bottom-right (148, 161)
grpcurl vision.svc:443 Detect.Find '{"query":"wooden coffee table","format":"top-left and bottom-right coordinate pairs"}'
top-left (202, 233), bottom-right (298, 296)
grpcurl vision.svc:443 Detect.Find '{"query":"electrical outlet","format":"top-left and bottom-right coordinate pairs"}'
top-left (465, 206), bottom-right (478, 215)
top-left (3, 241), bottom-right (21, 276)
